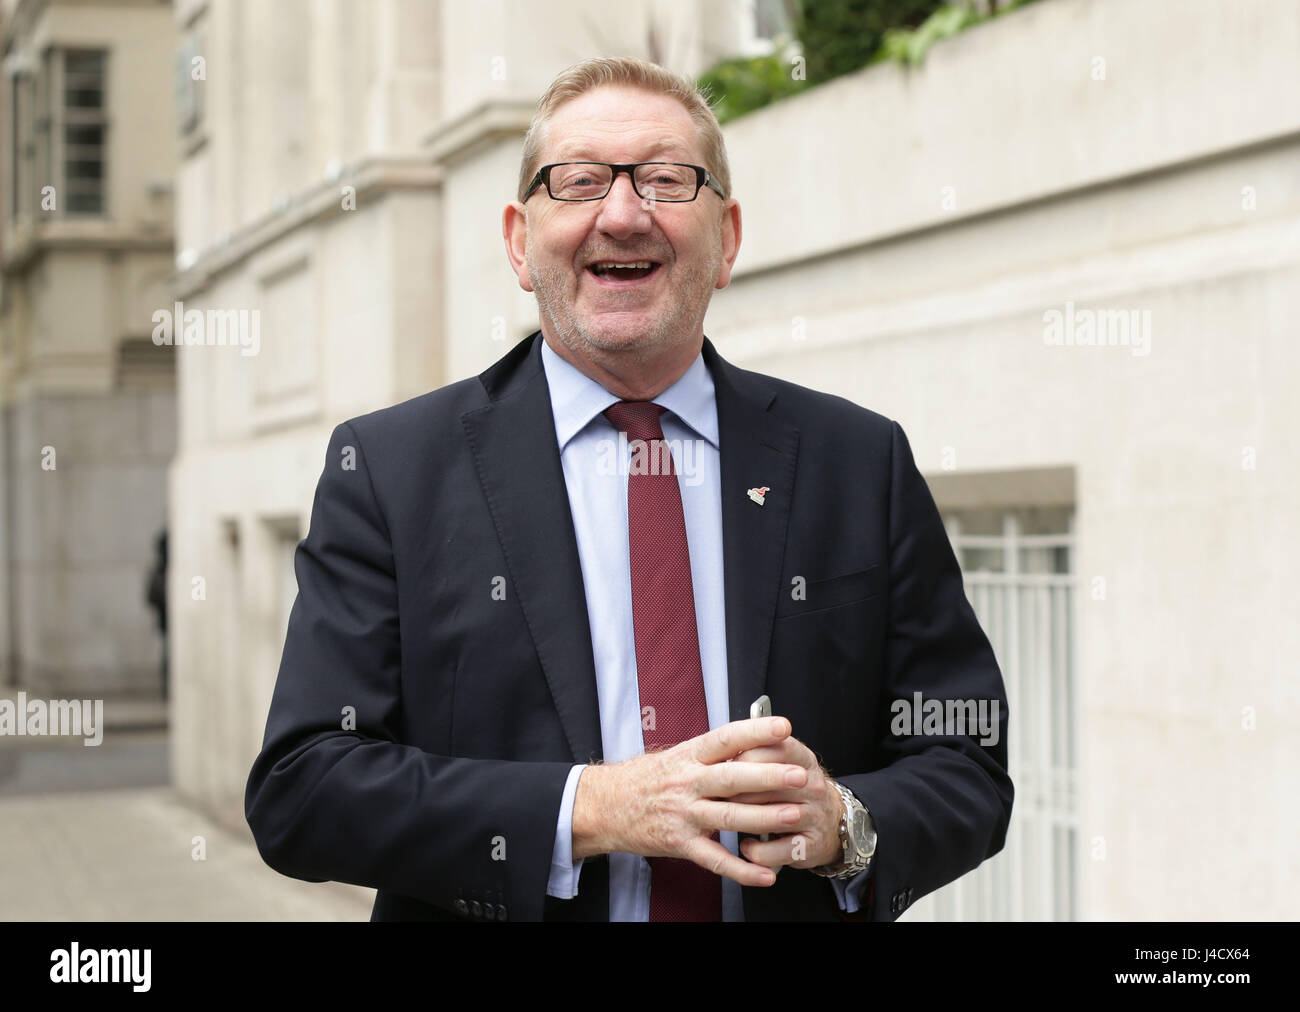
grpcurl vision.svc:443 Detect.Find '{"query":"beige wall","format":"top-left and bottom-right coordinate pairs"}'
top-left (174, 0), bottom-right (440, 263)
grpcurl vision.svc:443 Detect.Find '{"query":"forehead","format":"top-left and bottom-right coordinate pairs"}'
top-left (543, 84), bottom-right (702, 162)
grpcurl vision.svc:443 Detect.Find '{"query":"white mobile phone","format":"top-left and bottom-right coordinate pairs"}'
top-left (749, 695), bottom-right (773, 841)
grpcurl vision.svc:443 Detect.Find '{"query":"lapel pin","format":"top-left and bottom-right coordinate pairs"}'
top-left (746, 486), bottom-right (770, 506)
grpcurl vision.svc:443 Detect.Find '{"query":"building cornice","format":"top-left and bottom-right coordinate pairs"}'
top-left (171, 154), bottom-right (440, 299)
top-left (423, 97), bottom-right (536, 169)
top-left (1, 220), bottom-right (172, 273)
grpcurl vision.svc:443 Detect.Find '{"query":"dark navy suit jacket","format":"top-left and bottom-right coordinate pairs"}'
top-left (244, 331), bottom-right (1013, 921)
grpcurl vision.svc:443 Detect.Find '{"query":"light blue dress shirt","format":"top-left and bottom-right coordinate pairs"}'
top-left (537, 336), bottom-right (870, 920)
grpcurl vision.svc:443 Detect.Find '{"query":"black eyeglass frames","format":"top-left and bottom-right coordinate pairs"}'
top-left (523, 162), bottom-right (726, 203)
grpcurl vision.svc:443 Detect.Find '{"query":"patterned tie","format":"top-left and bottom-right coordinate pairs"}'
top-left (603, 400), bottom-right (722, 921)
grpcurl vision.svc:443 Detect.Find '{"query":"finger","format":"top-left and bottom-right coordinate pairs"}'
top-left (725, 789), bottom-right (813, 805)
top-left (731, 769), bottom-right (833, 804)
top-left (697, 760), bottom-right (807, 798)
top-left (729, 741), bottom-right (799, 766)
top-left (693, 799), bottom-right (802, 836)
top-left (741, 834), bottom-right (812, 869)
top-left (683, 836), bottom-right (777, 889)
top-left (733, 737), bottom-right (818, 769)
top-left (692, 717), bottom-right (790, 765)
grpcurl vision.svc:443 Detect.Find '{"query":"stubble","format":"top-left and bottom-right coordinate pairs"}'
top-left (526, 236), bottom-right (722, 369)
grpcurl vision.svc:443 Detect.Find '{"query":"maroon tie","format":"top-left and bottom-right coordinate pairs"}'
top-left (603, 400), bottom-right (722, 921)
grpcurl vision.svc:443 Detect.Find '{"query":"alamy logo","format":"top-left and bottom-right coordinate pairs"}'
top-left (1042, 300), bottom-right (1151, 356)
top-left (595, 432), bottom-right (705, 487)
top-left (50, 943), bottom-right (151, 992)
top-left (0, 692), bottom-right (103, 746)
top-left (152, 300), bottom-right (260, 357)
top-left (890, 691), bottom-right (1001, 747)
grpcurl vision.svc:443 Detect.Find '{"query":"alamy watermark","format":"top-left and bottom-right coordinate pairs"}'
top-left (152, 300), bottom-right (260, 357)
top-left (50, 943), bottom-right (150, 991)
top-left (595, 433), bottom-right (705, 487)
top-left (1043, 300), bottom-right (1151, 357)
top-left (890, 691), bottom-right (1001, 747)
top-left (0, 692), bottom-right (104, 746)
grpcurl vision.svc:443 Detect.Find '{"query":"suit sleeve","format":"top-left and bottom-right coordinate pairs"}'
top-left (244, 421), bottom-right (574, 921)
top-left (839, 420), bottom-right (1014, 921)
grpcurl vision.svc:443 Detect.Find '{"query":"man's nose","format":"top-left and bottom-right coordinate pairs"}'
top-left (593, 172), bottom-right (653, 237)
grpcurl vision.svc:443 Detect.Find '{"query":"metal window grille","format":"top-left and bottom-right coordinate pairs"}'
top-left (901, 510), bottom-right (1079, 921)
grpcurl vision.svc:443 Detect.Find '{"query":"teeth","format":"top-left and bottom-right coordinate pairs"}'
top-left (592, 261), bottom-right (654, 271)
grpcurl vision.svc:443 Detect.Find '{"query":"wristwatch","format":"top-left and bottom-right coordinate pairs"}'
top-left (809, 779), bottom-right (876, 880)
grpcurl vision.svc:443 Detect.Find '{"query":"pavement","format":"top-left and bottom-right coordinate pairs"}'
top-left (0, 690), bottom-right (374, 921)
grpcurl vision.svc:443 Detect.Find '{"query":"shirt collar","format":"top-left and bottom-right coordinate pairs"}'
top-left (539, 335), bottom-right (719, 452)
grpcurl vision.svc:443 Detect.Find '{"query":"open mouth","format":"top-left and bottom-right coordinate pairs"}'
top-left (586, 260), bottom-right (662, 284)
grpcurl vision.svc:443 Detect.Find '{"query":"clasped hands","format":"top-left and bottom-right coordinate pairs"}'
top-left (571, 717), bottom-right (844, 887)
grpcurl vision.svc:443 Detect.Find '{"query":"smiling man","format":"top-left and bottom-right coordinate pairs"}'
top-left (505, 82), bottom-right (734, 402)
top-left (246, 57), bottom-right (1013, 922)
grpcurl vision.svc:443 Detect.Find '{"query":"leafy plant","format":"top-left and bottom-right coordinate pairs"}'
top-left (878, 0), bottom-right (1040, 66)
top-left (793, 0), bottom-right (946, 84)
top-left (697, 48), bottom-right (810, 125)
top-left (696, 0), bottom-right (1043, 123)
top-left (877, 4), bottom-right (981, 65)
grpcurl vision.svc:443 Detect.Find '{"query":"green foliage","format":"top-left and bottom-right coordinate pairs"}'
top-left (794, 0), bottom-right (944, 85)
top-left (695, 0), bottom-right (1044, 124)
top-left (877, 4), bottom-right (982, 66)
top-left (878, 1), bottom-right (1041, 67)
top-left (697, 50), bottom-right (809, 126)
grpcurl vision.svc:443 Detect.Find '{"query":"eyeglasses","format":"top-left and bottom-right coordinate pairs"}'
top-left (523, 162), bottom-right (726, 203)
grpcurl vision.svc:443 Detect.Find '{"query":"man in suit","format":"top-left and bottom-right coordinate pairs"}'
top-left (245, 57), bottom-right (1012, 922)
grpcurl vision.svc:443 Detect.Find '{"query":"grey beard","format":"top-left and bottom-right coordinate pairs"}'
top-left (526, 249), bottom-right (722, 367)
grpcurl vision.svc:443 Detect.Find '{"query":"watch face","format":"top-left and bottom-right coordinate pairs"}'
top-left (850, 810), bottom-right (875, 856)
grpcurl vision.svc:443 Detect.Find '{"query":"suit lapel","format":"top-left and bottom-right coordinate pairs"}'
top-left (701, 339), bottom-right (810, 924)
top-left (701, 338), bottom-right (801, 723)
top-left (461, 335), bottom-right (603, 765)
top-left (460, 333), bottom-right (801, 764)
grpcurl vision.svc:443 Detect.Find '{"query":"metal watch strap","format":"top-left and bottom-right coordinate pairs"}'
top-left (810, 780), bottom-right (873, 880)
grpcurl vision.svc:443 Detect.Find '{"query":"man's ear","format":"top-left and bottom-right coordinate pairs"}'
top-left (503, 201), bottom-right (534, 293)
top-left (714, 198), bottom-right (742, 290)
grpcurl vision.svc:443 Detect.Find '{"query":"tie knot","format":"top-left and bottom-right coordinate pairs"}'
top-left (603, 400), bottom-right (667, 443)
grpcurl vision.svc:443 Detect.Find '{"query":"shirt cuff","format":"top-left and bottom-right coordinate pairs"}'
top-left (828, 861), bottom-right (874, 913)
top-left (546, 764), bottom-right (588, 899)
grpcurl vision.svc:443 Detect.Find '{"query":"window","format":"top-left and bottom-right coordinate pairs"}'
top-left (905, 496), bottom-right (1080, 921)
top-left (8, 70), bottom-right (33, 219)
top-left (175, 29), bottom-right (204, 137)
top-left (753, 0), bottom-right (794, 41)
top-left (738, 0), bottom-right (796, 57)
top-left (26, 48), bottom-right (109, 217)
top-left (59, 49), bottom-right (108, 215)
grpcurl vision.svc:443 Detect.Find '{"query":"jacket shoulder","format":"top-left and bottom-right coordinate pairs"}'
top-left (333, 335), bottom-right (537, 453)
top-left (329, 374), bottom-right (488, 459)
top-left (722, 355), bottom-right (898, 442)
